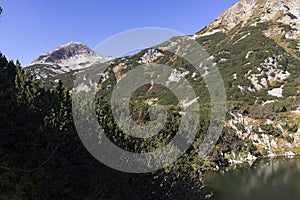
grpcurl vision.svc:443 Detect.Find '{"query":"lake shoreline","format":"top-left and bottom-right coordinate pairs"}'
top-left (201, 153), bottom-right (300, 199)
top-left (203, 156), bottom-right (300, 200)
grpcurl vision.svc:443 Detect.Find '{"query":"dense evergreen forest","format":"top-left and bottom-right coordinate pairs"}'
top-left (0, 54), bottom-right (208, 199)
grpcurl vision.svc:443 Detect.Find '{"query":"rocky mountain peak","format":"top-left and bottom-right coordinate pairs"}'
top-left (203, 0), bottom-right (300, 34)
top-left (27, 42), bottom-right (113, 80)
top-left (31, 42), bottom-right (103, 65)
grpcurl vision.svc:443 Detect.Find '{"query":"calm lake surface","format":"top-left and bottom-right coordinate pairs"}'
top-left (206, 157), bottom-right (300, 200)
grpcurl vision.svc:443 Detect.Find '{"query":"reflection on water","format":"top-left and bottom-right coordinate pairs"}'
top-left (206, 157), bottom-right (300, 200)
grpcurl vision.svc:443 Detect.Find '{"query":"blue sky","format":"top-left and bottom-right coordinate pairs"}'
top-left (0, 0), bottom-right (239, 66)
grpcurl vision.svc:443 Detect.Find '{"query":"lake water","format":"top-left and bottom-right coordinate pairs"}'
top-left (206, 157), bottom-right (300, 200)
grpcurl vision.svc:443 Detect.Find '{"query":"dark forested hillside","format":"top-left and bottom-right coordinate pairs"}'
top-left (1, 53), bottom-right (220, 199)
top-left (0, 49), bottom-right (256, 199)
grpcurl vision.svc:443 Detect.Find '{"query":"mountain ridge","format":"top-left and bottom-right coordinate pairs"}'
top-left (202, 0), bottom-right (300, 32)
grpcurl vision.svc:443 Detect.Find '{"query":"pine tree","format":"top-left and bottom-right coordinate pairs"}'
top-left (45, 80), bottom-right (72, 131)
top-left (0, 54), bottom-right (18, 133)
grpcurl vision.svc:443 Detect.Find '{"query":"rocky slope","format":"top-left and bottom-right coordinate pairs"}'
top-left (194, 0), bottom-right (300, 161)
top-left (198, 0), bottom-right (300, 57)
top-left (203, 0), bottom-right (300, 33)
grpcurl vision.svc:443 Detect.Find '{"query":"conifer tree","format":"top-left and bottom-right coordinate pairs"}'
top-left (45, 80), bottom-right (72, 131)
